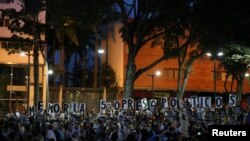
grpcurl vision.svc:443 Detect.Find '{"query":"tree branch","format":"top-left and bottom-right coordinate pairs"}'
top-left (141, 31), bottom-right (166, 46)
top-left (134, 55), bottom-right (166, 80)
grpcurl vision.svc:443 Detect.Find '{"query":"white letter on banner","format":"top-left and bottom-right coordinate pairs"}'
top-left (141, 98), bottom-right (148, 110)
top-left (79, 103), bottom-right (85, 114)
top-left (215, 97), bottom-right (223, 108)
top-left (135, 100), bottom-right (141, 110)
top-left (71, 102), bottom-right (78, 113)
top-left (63, 103), bottom-right (70, 114)
top-left (100, 100), bottom-right (106, 110)
top-left (127, 98), bottom-right (134, 109)
top-left (150, 99), bottom-right (157, 111)
top-left (204, 97), bottom-right (211, 108)
top-left (170, 97), bottom-right (178, 108)
top-left (191, 96), bottom-right (198, 107)
top-left (161, 97), bottom-right (168, 109)
top-left (122, 99), bottom-right (127, 109)
top-left (229, 94), bottom-right (236, 107)
top-left (114, 100), bottom-right (120, 110)
top-left (106, 102), bottom-right (112, 111)
top-left (37, 101), bottom-right (43, 111)
top-left (53, 103), bottom-right (60, 114)
top-left (29, 106), bottom-right (35, 117)
top-left (47, 103), bottom-right (53, 114)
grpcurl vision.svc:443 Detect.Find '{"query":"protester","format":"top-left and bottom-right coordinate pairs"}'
top-left (0, 100), bottom-right (248, 141)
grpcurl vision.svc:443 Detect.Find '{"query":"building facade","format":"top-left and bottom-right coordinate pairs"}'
top-left (104, 23), bottom-right (250, 100)
top-left (0, 0), bottom-right (47, 113)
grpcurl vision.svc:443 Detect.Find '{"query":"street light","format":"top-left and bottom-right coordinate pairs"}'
top-left (48, 69), bottom-right (53, 75)
top-left (245, 73), bottom-right (249, 77)
top-left (147, 70), bottom-right (161, 95)
top-left (98, 48), bottom-right (104, 110)
top-left (206, 51), bottom-right (223, 98)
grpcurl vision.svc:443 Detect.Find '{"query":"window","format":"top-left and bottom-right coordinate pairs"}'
top-left (0, 11), bottom-right (3, 27)
top-left (214, 71), bottom-right (232, 81)
top-left (0, 41), bottom-right (8, 48)
top-left (0, 0), bottom-right (11, 4)
top-left (4, 17), bottom-right (9, 27)
top-left (163, 68), bottom-right (183, 79)
top-left (221, 72), bottom-right (232, 81)
top-left (215, 72), bottom-right (222, 80)
top-left (0, 10), bottom-right (9, 27)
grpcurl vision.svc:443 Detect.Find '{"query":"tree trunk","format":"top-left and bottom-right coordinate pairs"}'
top-left (123, 57), bottom-right (136, 98)
top-left (33, 41), bottom-right (40, 106)
top-left (176, 55), bottom-right (183, 98)
top-left (82, 46), bottom-right (87, 87)
top-left (94, 29), bottom-right (99, 88)
top-left (230, 77), bottom-right (235, 93)
top-left (74, 51), bottom-right (78, 86)
top-left (236, 75), bottom-right (245, 106)
top-left (224, 73), bottom-right (229, 93)
top-left (177, 64), bottom-right (192, 99)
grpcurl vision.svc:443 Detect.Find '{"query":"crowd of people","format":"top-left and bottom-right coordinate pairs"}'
top-left (0, 104), bottom-right (249, 141)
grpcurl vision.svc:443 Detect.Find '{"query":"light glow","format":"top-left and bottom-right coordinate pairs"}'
top-left (98, 49), bottom-right (105, 54)
top-left (155, 71), bottom-right (161, 76)
top-left (217, 52), bottom-right (224, 56)
top-left (20, 51), bottom-right (26, 56)
top-left (245, 73), bottom-right (249, 77)
top-left (48, 69), bottom-right (53, 75)
top-left (206, 52), bottom-right (212, 57)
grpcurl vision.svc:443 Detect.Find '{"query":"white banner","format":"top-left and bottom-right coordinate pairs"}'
top-left (170, 97), bottom-right (178, 108)
top-left (141, 98), bottom-right (148, 110)
top-left (150, 99), bottom-right (157, 111)
top-left (100, 100), bottom-right (106, 111)
top-left (229, 94), bottom-right (236, 106)
top-left (161, 97), bottom-right (168, 108)
top-left (215, 96), bottom-right (223, 108)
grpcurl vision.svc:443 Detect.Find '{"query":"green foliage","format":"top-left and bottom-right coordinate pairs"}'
top-left (221, 43), bottom-right (250, 76)
top-left (2, 0), bottom-right (45, 53)
top-left (1, 35), bottom-right (33, 54)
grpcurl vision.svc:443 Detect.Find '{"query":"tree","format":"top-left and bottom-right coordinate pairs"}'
top-left (163, 0), bottom-right (250, 99)
top-left (113, 0), bottom-right (171, 98)
top-left (115, 0), bottom-right (218, 99)
top-left (2, 0), bottom-right (45, 106)
top-left (46, 0), bottom-right (80, 108)
top-left (221, 43), bottom-right (250, 106)
top-left (113, 0), bottom-right (234, 99)
top-left (47, 0), bottom-right (115, 87)
top-left (158, 0), bottom-right (208, 99)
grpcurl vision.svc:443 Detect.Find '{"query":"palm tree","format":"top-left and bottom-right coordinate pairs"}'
top-left (52, 20), bottom-right (79, 108)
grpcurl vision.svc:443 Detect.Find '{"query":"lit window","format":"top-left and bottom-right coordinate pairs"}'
top-left (4, 17), bottom-right (9, 27)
